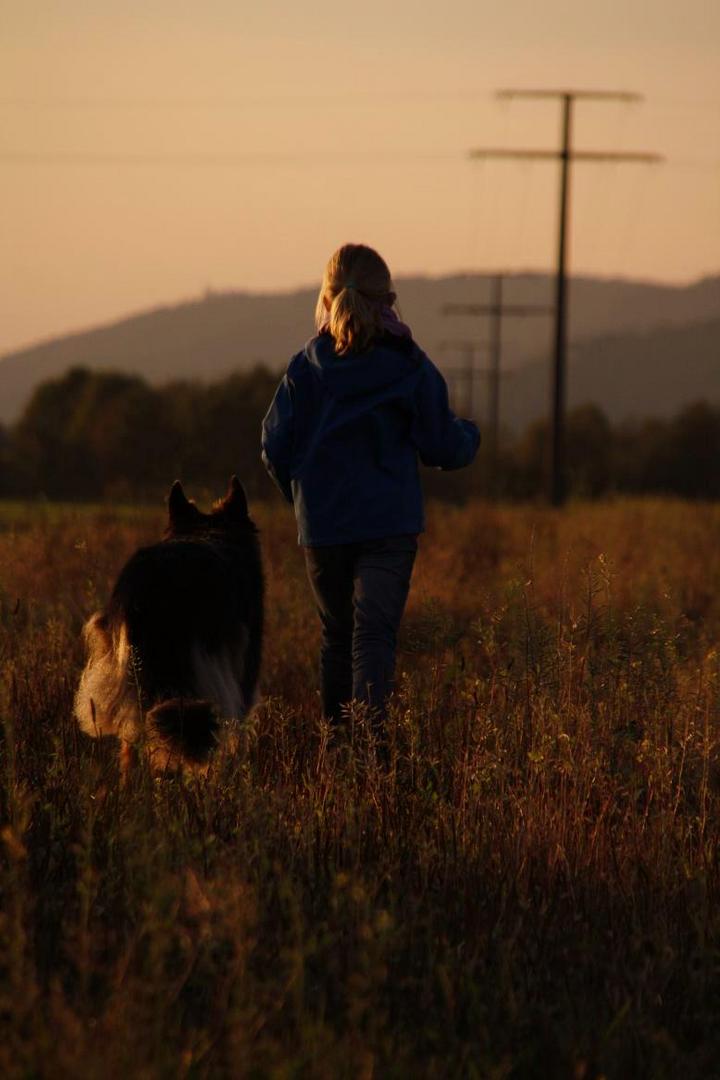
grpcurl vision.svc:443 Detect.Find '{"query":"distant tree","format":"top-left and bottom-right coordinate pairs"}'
top-left (668, 401), bottom-right (720, 498)
top-left (158, 366), bottom-right (281, 499)
top-left (614, 416), bottom-right (672, 494)
top-left (566, 404), bottom-right (613, 497)
top-left (14, 367), bottom-right (166, 499)
top-left (195, 367), bottom-right (281, 498)
top-left (615, 404), bottom-right (720, 499)
top-left (507, 404), bottom-right (613, 499)
top-left (14, 368), bottom-right (95, 497)
top-left (10, 365), bottom-right (284, 501)
top-left (5, 364), bottom-right (718, 504)
top-left (508, 417), bottom-right (547, 499)
top-left (0, 422), bottom-right (28, 497)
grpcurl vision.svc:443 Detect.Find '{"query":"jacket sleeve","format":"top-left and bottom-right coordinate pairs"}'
top-left (261, 375), bottom-right (295, 502)
top-left (412, 355), bottom-right (481, 470)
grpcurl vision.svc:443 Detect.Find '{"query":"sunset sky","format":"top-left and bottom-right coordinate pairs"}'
top-left (3, 0), bottom-right (719, 354)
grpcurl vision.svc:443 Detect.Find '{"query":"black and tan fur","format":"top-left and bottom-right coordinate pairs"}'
top-left (74, 477), bottom-right (263, 773)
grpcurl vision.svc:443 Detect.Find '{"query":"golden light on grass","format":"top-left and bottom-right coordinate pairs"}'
top-left (0, 496), bottom-right (719, 1074)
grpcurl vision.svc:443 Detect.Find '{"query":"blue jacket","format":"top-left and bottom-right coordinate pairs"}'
top-left (261, 331), bottom-right (480, 545)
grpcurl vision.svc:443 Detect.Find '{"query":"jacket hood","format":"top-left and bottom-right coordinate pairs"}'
top-left (304, 331), bottom-right (423, 401)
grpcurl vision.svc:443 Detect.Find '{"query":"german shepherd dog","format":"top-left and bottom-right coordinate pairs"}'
top-left (74, 476), bottom-right (263, 774)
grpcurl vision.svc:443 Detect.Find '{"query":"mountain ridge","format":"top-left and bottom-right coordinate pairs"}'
top-left (1, 271), bottom-right (718, 425)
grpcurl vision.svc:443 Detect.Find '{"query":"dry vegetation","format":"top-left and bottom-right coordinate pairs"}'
top-left (1, 497), bottom-right (719, 1078)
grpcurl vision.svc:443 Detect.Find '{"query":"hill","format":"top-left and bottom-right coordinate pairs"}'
top-left (499, 315), bottom-right (720, 430)
top-left (0, 272), bottom-right (718, 423)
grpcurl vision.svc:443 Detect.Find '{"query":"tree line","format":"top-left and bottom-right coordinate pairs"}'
top-left (1, 366), bottom-right (718, 502)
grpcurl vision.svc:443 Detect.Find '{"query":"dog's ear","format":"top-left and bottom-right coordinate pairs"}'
top-left (222, 475), bottom-right (249, 520)
top-left (167, 480), bottom-right (201, 530)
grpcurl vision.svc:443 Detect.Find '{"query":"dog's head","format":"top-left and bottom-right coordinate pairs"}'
top-left (165, 476), bottom-right (256, 538)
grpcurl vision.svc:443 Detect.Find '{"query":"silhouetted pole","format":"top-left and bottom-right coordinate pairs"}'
top-left (470, 90), bottom-right (662, 505)
top-left (488, 275), bottom-right (503, 481)
top-left (437, 339), bottom-right (485, 416)
top-left (553, 95), bottom-right (572, 507)
top-left (444, 273), bottom-right (552, 489)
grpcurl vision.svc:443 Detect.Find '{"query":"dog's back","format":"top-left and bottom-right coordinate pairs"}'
top-left (74, 477), bottom-right (263, 770)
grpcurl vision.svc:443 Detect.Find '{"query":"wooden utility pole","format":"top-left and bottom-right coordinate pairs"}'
top-left (444, 273), bottom-right (553, 485)
top-left (436, 339), bottom-right (485, 417)
top-left (470, 90), bottom-right (662, 506)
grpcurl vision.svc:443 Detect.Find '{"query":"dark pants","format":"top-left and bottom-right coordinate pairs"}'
top-left (304, 535), bottom-right (418, 725)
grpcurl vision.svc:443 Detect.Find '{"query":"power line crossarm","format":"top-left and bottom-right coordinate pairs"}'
top-left (443, 303), bottom-right (553, 316)
top-left (497, 89), bottom-right (644, 102)
top-left (469, 150), bottom-right (662, 163)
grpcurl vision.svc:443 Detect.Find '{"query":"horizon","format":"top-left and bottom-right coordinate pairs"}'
top-left (2, 264), bottom-right (718, 360)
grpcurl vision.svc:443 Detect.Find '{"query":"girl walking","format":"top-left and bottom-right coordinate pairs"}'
top-left (261, 243), bottom-right (479, 733)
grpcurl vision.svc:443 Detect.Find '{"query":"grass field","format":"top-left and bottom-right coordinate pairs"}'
top-left (1, 497), bottom-right (719, 1078)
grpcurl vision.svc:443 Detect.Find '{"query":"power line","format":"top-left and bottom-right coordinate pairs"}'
top-left (2, 149), bottom-right (710, 173)
top-left (443, 274), bottom-right (552, 490)
top-left (1, 92), bottom-right (718, 111)
top-left (0, 90), bottom-right (496, 111)
top-left (0, 149), bottom-right (461, 167)
top-left (470, 89), bottom-right (663, 507)
top-left (436, 340), bottom-right (486, 419)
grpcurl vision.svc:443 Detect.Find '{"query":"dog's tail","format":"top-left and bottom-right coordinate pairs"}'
top-left (146, 698), bottom-right (220, 769)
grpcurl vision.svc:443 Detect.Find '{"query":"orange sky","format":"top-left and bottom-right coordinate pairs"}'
top-left (2, 1), bottom-right (719, 353)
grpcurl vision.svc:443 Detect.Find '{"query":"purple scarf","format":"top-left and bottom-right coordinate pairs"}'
top-left (380, 306), bottom-right (413, 339)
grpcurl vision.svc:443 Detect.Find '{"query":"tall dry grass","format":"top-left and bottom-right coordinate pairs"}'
top-left (0, 497), bottom-right (719, 1078)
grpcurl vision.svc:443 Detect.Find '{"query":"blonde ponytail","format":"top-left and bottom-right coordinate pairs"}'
top-left (315, 244), bottom-right (396, 355)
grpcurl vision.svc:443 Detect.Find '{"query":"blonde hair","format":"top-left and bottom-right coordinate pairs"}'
top-left (314, 243), bottom-right (397, 355)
